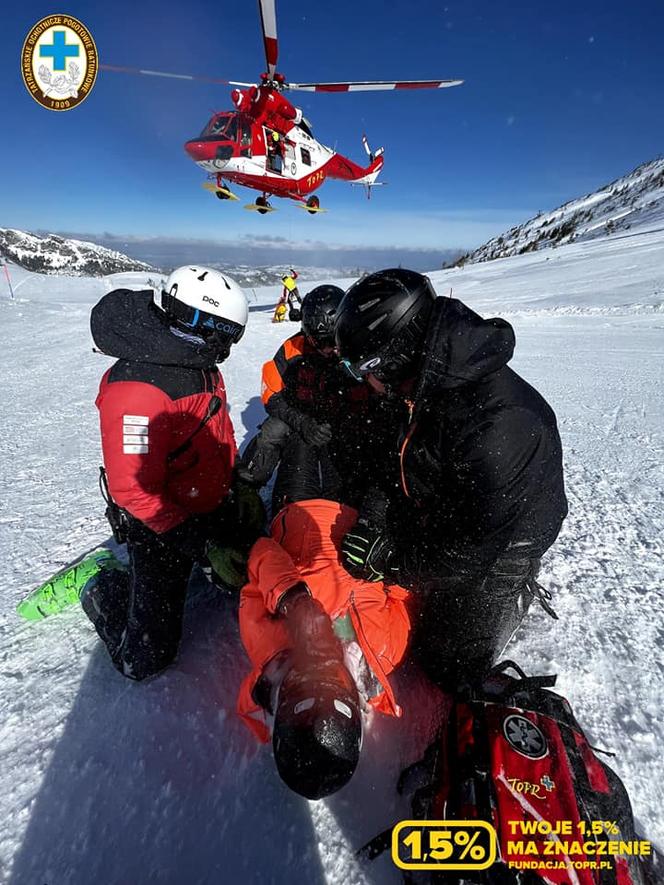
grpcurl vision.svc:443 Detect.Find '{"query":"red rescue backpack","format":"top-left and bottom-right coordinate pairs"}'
top-left (362, 662), bottom-right (660, 885)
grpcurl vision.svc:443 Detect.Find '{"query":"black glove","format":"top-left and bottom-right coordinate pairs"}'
top-left (296, 414), bottom-right (333, 447)
top-left (340, 520), bottom-right (398, 583)
top-left (358, 487), bottom-right (389, 528)
top-left (232, 476), bottom-right (266, 537)
top-left (227, 473), bottom-right (266, 547)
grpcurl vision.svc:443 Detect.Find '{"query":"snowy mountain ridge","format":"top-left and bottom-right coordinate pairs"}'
top-left (453, 157), bottom-right (664, 265)
top-left (0, 226), bottom-right (361, 289)
top-left (0, 228), bottom-right (156, 277)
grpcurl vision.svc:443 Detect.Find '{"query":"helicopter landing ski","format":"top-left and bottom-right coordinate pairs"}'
top-left (101, 0), bottom-right (462, 212)
top-left (295, 203), bottom-right (328, 213)
top-left (244, 200), bottom-right (277, 213)
top-left (201, 182), bottom-right (240, 200)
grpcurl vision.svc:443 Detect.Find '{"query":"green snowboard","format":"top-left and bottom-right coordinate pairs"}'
top-left (17, 548), bottom-right (124, 621)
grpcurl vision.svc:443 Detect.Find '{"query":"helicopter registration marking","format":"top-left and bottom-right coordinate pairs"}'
top-left (306, 170), bottom-right (325, 188)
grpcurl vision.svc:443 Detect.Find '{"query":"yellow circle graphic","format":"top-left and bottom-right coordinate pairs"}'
top-left (21, 14), bottom-right (98, 111)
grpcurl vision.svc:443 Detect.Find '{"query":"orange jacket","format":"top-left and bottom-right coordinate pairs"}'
top-left (237, 499), bottom-right (411, 741)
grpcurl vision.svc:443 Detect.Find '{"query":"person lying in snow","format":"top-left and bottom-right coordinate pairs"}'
top-left (236, 440), bottom-right (411, 800)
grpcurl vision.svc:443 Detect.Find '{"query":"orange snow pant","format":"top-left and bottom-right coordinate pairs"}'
top-left (237, 499), bottom-right (412, 741)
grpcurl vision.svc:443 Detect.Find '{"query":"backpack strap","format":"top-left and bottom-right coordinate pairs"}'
top-left (475, 660), bottom-right (558, 702)
top-left (356, 827), bottom-right (393, 861)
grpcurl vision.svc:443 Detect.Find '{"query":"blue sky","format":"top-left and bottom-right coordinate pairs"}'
top-left (2, 0), bottom-right (663, 258)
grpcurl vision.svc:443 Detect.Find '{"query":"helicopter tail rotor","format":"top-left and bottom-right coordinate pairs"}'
top-left (362, 134), bottom-right (385, 164)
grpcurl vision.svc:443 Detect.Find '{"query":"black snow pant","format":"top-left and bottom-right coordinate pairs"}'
top-left (240, 417), bottom-right (342, 515)
top-left (272, 432), bottom-right (342, 513)
top-left (412, 556), bottom-right (540, 692)
top-left (82, 515), bottom-right (202, 681)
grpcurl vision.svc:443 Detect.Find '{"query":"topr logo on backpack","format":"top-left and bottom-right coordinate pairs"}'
top-left (506, 774), bottom-right (557, 800)
top-left (502, 714), bottom-right (548, 759)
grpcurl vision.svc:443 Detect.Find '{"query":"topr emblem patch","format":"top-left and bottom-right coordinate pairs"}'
top-left (21, 15), bottom-right (98, 111)
top-left (502, 714), bottom-right (548, 759)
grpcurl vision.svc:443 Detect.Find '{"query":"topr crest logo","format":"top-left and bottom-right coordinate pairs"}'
top-left (21, 15), bottom-right (98, 111)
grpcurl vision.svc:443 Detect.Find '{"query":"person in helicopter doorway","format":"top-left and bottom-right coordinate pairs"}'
top-left (21, 268), bottom-right (265, 682)
top-left (267, 130), bottom-right (284, 174)
top-left (237, 284), bottom-right (383, 514)
top-left (334, 269), bottom-right (568, 693)
top-left (237, 433), bottom-right (411, 800)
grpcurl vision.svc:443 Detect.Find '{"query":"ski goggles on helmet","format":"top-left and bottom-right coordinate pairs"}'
top-left (275, 662), bottom-right (361, 733)
top-left (302, 314), bottom-right (336, 347)
top-left (306, 327), bottom-right (336, 349)
top-left (341, 347), bottom-right (413, 384)
top-left (162, 290), bottom-right (245, 345)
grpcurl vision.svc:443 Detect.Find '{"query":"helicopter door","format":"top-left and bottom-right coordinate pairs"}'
top-left (265, 128), bottom-right (283, 174)
top-left (282, 141), bottom-right (297, 178)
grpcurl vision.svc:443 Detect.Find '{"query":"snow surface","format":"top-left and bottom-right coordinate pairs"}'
top-left (0, 230), bottom-right (662, 883)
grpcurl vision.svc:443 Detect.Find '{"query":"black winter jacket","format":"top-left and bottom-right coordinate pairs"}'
top-left (393, 298), bottom-right (567, 588)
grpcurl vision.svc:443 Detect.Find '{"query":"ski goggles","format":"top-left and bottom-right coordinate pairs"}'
top-left (276, 664), bottom-right (362, 731)
top-left (162, 290), bottom-right (245, 344)
top-left (340, 349), bottom-right (411, 384)
top-left (306, 328), bottom-right (336, 349)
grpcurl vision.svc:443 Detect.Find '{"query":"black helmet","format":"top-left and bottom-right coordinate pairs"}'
top-left (273, 660), bottom-right (362, 800)
top-left (301, 285), bottom-right (345, 348)
top-left (335, 269), bottom-right (436, 385)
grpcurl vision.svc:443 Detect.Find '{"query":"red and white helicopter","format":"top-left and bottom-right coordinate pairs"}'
top-left (102, 1), bottom-right (462, 214)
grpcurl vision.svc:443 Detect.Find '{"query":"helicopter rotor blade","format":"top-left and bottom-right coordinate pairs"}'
top-left (257, 0), bottom-right (278, 80)
top-left (100, 64), bottom-right (254, 88)
top-left (285, 78), bottom-right (464, 92)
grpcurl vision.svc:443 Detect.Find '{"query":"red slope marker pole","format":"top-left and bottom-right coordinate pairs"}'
top-left (2, 263), bottom-right (15, 300)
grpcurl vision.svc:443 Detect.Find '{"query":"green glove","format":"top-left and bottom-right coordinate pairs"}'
top-left (205, 544), bottom-right (249, 591)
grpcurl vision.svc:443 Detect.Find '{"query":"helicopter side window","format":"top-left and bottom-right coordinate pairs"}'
top-left (240, 118), bottom-right (252, 157)
top-left (300, 147), bottom-right (311, 167)
top-left (299, 118), bottom-right (313, 138)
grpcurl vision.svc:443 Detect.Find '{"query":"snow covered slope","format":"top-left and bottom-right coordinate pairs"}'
top-left (204, 264), bottom-right (364, 289)
top-left (0, 228), bottom-right (155, 276)
top-left (0, 233), bottom-right (662, 883)
top-left (455, 157), bottom-right (664, 264)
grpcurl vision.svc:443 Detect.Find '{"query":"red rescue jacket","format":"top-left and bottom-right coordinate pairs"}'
top-left (91, 289), bottom-right (237, 533)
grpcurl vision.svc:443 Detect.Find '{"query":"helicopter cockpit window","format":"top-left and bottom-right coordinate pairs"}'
top-left (204, 115), bottom-right (239, 141)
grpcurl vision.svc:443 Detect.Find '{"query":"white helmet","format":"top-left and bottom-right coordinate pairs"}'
top-left (154, 266), bottom-right (248, 358)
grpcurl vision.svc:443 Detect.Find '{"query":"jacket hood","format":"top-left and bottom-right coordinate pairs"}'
top-left (415, 298), bottom-right (515, 397)
top-left (90, 289), bottom-right (220, 368)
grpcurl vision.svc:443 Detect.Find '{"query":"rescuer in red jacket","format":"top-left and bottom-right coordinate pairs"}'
top-left (86, 266), bottom-right (255, 681)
